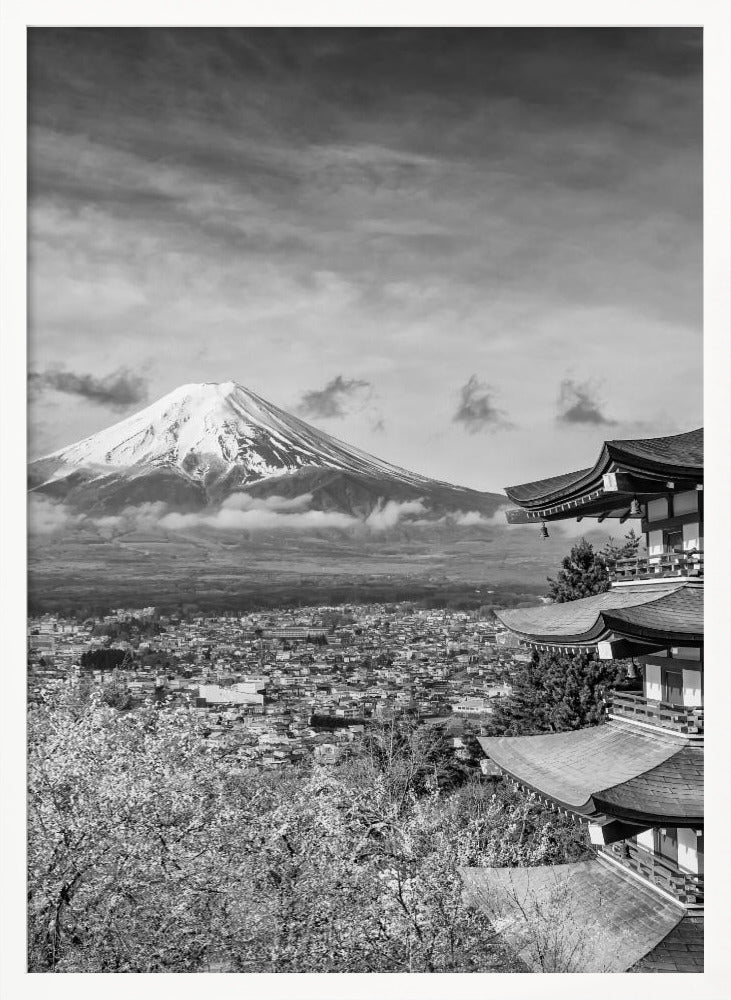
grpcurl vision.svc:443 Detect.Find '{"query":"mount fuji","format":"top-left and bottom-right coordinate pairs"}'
top-left (28, 381), bottom-right (506, 519)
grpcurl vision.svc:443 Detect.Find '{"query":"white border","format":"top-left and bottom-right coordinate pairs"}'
top-left (2, 4), bottom-right (729, 999)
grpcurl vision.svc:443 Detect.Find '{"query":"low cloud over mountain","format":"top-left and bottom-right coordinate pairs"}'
top-left (28, 492), bottom-right (488, 537)
top-left (28, 381), bottom-right (507, 524)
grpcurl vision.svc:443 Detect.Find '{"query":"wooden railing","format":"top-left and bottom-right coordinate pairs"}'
top-left (603, 840), bottom-right (703, 907)
top-left (610, 550), bottom-right (703, 582)
top-left (606, 690), bottom-right (703, 735)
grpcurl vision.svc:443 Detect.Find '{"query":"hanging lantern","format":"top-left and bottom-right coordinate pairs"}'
top-left (541, 520), bottom-right (550, 539)
top-left (629, 497), bottom-right (642, 517)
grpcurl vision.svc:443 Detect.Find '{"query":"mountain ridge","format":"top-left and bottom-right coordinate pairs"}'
top-left (29, 381), bottom-right (507, 518)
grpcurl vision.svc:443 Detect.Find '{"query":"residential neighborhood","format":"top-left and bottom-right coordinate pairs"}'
top-left (28, 603), bottom-right (526, 768)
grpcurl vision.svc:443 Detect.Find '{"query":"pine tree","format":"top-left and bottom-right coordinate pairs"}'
top-left (490, 531), bottom-right (638, 735)
top-left (599, 528), bottom-right (641, 568)
top-left (546, 538), bottom-right (610, 603)
top-left (487, 649), bottom-right (626, 735)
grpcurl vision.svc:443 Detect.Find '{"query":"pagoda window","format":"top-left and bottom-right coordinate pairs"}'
top-left (673, 646), bottom-right (701, 661)
top-left (682, 521), bottom-right (703, 550)
top-left (636, 829), bottom-right (654, 852)
top-left (654, 827), bottom-right (679, 865)
top-left (664, 528), bottom-right (684, 552)
top-left (647, 498), bottom-right (669, 522)
top-left (648, 529), bottom-right (664, 558)
top-left (661, 668), bottom-right (684, 706)
top-left (677, 829), bottom-right (703, 875)
top-left (682, 668), bottom-right (703, 707)
top-left (643, 657), bottom-right (703, 707)
top-left (644, 661), bottom-right (663, 701)
top-left (674, 490), bottom-right (699, 515)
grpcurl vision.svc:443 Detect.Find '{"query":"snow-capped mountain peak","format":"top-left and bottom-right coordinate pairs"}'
top-left (29, 381), bottom-right (505, 518)
top-left (38, 380), bottom-right (429, 484)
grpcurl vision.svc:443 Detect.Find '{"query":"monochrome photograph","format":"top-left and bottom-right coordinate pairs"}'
top-left (6, 16), bottom-right (722, 987)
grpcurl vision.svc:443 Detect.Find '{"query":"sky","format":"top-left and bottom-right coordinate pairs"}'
top-left (27, 28), bottom-right (703, 492)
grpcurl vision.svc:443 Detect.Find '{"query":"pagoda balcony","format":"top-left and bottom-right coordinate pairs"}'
top-left (606, 690), bottom-right (703, 736)
top-left (610, 550), bottom-right (703, 583)
top-left (603, 841), bottom-right (703, 908)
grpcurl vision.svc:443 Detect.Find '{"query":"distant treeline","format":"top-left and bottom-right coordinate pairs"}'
top-left (28, 580), bottom-right (546, 618)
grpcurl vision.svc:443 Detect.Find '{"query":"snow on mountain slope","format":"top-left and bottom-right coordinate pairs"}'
top-left (29, 381), bottom-right (505, 517)
top-left (36, 381), bottom-right (433, 486)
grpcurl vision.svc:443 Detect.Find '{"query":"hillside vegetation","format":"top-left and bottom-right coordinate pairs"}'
top-left (28, 686), bottom-right (589, 973)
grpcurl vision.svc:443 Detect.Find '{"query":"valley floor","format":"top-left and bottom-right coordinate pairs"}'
top-left (28, 525), bottom-right (558, 613)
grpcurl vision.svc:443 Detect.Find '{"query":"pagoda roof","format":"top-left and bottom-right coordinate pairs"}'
top-left (631, 914), bottom-right (704, 973)
top-left (461, 858), bottom-right (688, 972)
top-left (495, 582), bottom-right (702, 647)
top-left (504, 428), bottom-right (703, 521)
top-left (478, 720), bottom-right (703, 825)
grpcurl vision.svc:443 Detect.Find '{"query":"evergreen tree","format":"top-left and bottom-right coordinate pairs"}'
top-left (546, 538), bottom-right (609, 603)
top-left (599, 528), bottom-right (642, 568)
top-left (490, 530), bottom-right (638, 735)
top-left (80, 647), bottom-right (128, 672)
top-left (486, 649), bottom-right (627, 735)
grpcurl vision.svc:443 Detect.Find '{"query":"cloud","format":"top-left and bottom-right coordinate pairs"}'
top-left (27, 491), bottom-right (445, 538)
top-left (451, 510), bottom-right (490, 526)
top-left (27, 488), bottom-right (626, 552)
top-left (26, 30), bottom-right (701, 489)
top-left (296, 375), bottom-right (372, 419)
top-left (28, 495), bottom-right (82, 533)
top-left (364, 498), bottom-right (427, 530)
top-left (453, 376), bottom-right (513, 434)
top-left (556, 378), bottom-right (617, 426)
top-left (222, 492), bottom-right (314, 513)
top-left (155, 491), bottom-right (356, 530)
top-left (92, 503), bottom-right (169, 536)
top-left (28, 367), bottom-right (148, 410)
top-left (158, 506), bottom-right (357, 532)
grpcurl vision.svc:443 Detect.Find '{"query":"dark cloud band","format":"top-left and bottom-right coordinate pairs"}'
top-left (28, 368), bottom-right (149, 409)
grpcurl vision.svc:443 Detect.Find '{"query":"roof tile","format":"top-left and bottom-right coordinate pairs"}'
top-left (479, 720), bottom-right (702, 823)
top-left (461, 859), bottom-right (686, 972)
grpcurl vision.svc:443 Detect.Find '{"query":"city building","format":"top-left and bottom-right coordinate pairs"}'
top-left (197, 684), bottom-right (265, 707)
top-left (464, 428), bottom-right (703, 973)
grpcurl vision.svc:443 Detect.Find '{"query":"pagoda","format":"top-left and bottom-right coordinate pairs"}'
top-left (463, 428), bottom-right (703, 973)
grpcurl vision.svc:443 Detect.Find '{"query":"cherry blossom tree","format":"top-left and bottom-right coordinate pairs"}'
top-left (28, 688), bottom-right (585, 972)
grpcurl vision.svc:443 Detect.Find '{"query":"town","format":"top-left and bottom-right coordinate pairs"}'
top-left (28, 604), bottom-right (528, 769)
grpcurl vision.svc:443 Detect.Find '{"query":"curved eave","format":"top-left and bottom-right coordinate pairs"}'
top-left (495, 584), bottom-right (702, 648)
top-left (482, 752), bottom-right (598, 817)
top-left (504, 429), bottom-right (703, 518)
top-left (478, 721), bottom-right (703, 827)
top-left (591, 746), bottom-right (703, 825)
top-left (602, 609), bottom-right (703, 646)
